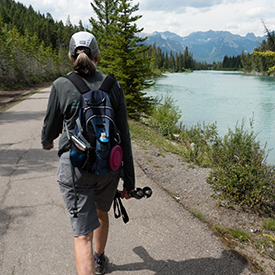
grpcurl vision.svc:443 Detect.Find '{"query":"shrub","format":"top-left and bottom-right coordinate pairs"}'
top-left (207, 118), bottom-right (275, 214)
top-left (180, 122), bottom-right (219, 167)
top-left (149, 92), bottom-right (181, 138)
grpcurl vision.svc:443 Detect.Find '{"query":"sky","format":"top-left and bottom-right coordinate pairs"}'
top-left (17, 0), bottom-right (275, 38)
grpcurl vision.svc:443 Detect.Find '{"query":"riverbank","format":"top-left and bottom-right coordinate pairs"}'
top-left (129, 119), bottom-right (275, 275)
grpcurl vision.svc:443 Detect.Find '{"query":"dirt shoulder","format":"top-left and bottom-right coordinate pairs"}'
top-left (1, 85), bottom-right (274, 274)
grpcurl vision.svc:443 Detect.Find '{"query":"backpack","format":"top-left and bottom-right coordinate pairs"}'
top-left (65, 72), bottom-right (123, 176)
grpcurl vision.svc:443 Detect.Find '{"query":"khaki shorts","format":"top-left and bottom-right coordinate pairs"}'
top-left (58, 152), bottom-right (120, 237)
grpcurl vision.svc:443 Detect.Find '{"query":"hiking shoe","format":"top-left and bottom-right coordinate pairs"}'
top-left (95, 255), bottom-right (108, 275)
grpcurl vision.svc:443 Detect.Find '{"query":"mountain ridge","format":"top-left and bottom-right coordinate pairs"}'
top-left (142, 30), bottom-right (265, 63)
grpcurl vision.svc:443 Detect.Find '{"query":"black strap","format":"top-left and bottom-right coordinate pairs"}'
top-left (100, 74), bottom-right (116, 93)
top-left (113, 191), bottom-right (129, 224)
top-left (64, 123), bottom-right (79, 218)
top-left (65, 72), bottom-right (116, 95)
top-left (70, 162), bottom-right (79, 218)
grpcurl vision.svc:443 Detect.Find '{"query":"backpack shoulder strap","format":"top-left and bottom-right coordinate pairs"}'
top-left (64, 72), bottom-right (90, 94)
top-left (100, 75), bottom-right (117, 94)
top-left (65, 72), bottom-right (117, 95)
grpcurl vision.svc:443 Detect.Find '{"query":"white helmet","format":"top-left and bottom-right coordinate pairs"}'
top-left (69, 31), bottom-right (99, 59)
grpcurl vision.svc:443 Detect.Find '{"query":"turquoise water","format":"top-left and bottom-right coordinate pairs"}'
top-left (144, 71), bottom-right (275, 164)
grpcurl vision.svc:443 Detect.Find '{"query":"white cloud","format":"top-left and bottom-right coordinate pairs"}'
top-left (19, 0), bottom-right (95, 26)
top-left (138, 0), bottom-right (225, 12)
top-left (245, 7), bottom-right (267, 18)
top-left (17, 0), bottom-right (275, 37)
top-left (138, 0), bottom-right (275, 37)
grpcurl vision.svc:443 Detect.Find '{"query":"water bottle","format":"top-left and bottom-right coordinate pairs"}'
top-left (70, 150), bottom-right (83, 167)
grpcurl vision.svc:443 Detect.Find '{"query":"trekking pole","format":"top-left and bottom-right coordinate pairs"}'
top-left (117, 187), bottom-right (153, 200)
top-left (113, 187), bottom-right (153, 223)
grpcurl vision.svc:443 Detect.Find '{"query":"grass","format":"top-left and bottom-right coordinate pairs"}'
top-left (215, 224), bottom-right (228, 235)
top-left (262, 218), bottom-right (275, 231)
top-left (255, 233), bottom-right (275, 261)
top-left (230, 228), bottom-right (250, 241)
top-left (129, 120), bottom-right (186, 156)
top-left (215, 225), bottom-right (251, 243)
top-left (190, 210), bottom-right (206, 222)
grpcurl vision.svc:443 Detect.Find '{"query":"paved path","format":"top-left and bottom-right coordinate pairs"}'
top-left (0, 88), bottom-right (255, 274)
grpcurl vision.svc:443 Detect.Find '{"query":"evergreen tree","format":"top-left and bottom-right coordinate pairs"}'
top-left (177, 51), bottom-right (184, 71)
top-left (0, 0), bottom-right (82, 88)
top-left (169, 51), bottom-right (175, 71)
top-left (90, 0), bottom-right (119, 71)
top-left (183, 47), bottom-right (193, 69)
top-left (162, 52), bottom-right (169, 71)
top-left (241, 22), bottom-right (275, 74)
top-left (90, 0), bottom-right (153, 118)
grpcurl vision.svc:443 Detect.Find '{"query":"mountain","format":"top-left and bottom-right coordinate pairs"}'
top-left (144, 32), bottom-right (184, 54)
top-left (142, 30), bottom-right (265, 63)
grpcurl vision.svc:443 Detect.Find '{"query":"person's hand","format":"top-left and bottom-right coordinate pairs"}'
top-left (43, 145), bottom-right (54, 150)
top-left (121, 188), bottom-right (133, 199)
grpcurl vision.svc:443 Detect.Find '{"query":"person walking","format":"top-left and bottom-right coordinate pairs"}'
top-left (41, 31), bottom-right (135, 275)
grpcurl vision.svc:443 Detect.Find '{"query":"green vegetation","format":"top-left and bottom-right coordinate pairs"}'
top-left (215, 224), bottom-right (228, 235)
top-left (149, 93), bottom-right (182, 138)
top-left (0, 0), bottom-right (154, 117)
top-left (207, 119), bottom-right (275, 214)
top-left (131, 93), bottom-right (275, 216)
top-left (263, 218), bottom-right (275, 231)
top-left (241, 23), bottom-right (275, 75)
top-left (0, 0), bottom-right (82, 88)
top-left (179, 122), bottom-right (218, 167)
top-left (190, 210), bottom-right (206, 222)
top-left (129, 119), bottom-right (186, 156)
top-left (90, 0), bottom-right (154, 118)
top-left (212, 55), bottom-right (243, 71)
top-left (146, 45), bottom-right (199, 73)
top-left (230, 228), bottom-right (250, 242)
top-left (145, 45), bottom-right (243, 72)
top-left (255, 233), bottom-right (275, 261)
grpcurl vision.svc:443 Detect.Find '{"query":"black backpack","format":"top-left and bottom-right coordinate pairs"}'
top-left (65, 72), bottom-right (123, 176)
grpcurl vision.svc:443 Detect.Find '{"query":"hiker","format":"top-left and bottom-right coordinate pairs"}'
top-left (41, 31), bottom-right (135, 275)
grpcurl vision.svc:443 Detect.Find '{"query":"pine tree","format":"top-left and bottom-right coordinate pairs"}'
top-left (183, 47), bottom-right (193, 69)
top-left (111, 0), bottom-right (153, 117)
top-left (177, 51), bottom-right (184, 71)
top-left (0, 0), bottom-right (84, 88)
top-left (90, 0), bottom-right (153, 118)
top-left (90, 0), bottom-right (119, 71)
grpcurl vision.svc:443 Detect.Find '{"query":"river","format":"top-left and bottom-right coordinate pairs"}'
top-left (144, 71), bottom-right (275, 164)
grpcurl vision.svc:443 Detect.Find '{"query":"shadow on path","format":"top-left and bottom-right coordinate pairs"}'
top-left (108, 246), bottom-right (248, 275)
top-left (0, 207), bottom-right (32, 236)
top-left (0, 148), bottom-right (58, 178)
top-left (0, 110), bottom-right (46, 124)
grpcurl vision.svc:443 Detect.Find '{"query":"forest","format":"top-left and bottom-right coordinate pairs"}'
top-left (0, 0), bottom-right (85, 88)
top-left (0, 0), bottom-right (274, 95)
